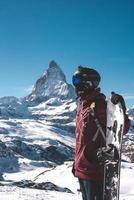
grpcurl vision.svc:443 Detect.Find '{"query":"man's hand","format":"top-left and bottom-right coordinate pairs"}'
top-left (96, 144), bottom-right (118, 164)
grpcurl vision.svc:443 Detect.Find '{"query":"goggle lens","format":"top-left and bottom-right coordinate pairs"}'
top-left (72, 74), bottom-right (81, 86)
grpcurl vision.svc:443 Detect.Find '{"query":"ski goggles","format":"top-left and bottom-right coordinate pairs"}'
top-left (72, 74), bottom-right (82, 86)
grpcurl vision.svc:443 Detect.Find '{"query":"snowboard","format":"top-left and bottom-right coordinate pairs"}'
top-left (103, 99), bottom-right (124, 200)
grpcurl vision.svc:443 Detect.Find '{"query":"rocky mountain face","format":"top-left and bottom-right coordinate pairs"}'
top-left (26, 60), bottom-right (76, 104)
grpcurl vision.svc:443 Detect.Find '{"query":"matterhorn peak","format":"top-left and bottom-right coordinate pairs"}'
top-left (42, 60), bottom-right (66, 82)
top-left (49, 60), bottom-right (59, 69)
top-left (49, 60), bottom-right (57, 66)
top-left (26, 61), bottom-right (75, 103)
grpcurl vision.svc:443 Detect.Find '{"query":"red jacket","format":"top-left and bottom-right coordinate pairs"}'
top-left (74, 88), bottom-right (130, 181)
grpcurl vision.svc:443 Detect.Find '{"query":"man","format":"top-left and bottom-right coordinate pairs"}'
top-left (72, 66), bottom-right (130, 200)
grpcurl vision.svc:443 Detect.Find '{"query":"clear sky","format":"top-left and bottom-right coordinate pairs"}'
top-left (0, 0), bottom-right (134, 107)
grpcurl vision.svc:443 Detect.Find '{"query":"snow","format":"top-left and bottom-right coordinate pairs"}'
top-left (120, 163), bottom-right (134, 195)
top-left (0, 187), bottom-right (80, 200)
top-left (29, 99), bottom-right (76, 117)
top-left (0, 161), bottom-right (134, 199)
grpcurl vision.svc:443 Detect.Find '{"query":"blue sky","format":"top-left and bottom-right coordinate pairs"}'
top-left (0, 0), bottom-right (134, 107)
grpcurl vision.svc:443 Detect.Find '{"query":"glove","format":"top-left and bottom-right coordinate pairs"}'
top-left (111, 92), bottom-right (126, 113)
top-left (96, 144), bottom-right (118, 165)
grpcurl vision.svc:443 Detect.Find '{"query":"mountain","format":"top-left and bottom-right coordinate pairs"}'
top-left (26, 60), bottom-right (76, 104)
top-left (0, 61), bottom-right (76, 122)
top-left (24, 60), bottom-right (77, 133)
top-left (0, 60), bottom-right (77, 164)
top-left (0, 96), bottom-right (30, 119)
top-left (0, 61), bottom-right (76, 184)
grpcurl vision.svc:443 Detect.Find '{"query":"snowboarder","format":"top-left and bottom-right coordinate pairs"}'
top-left (72, 66), bottom-right (130, 200)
